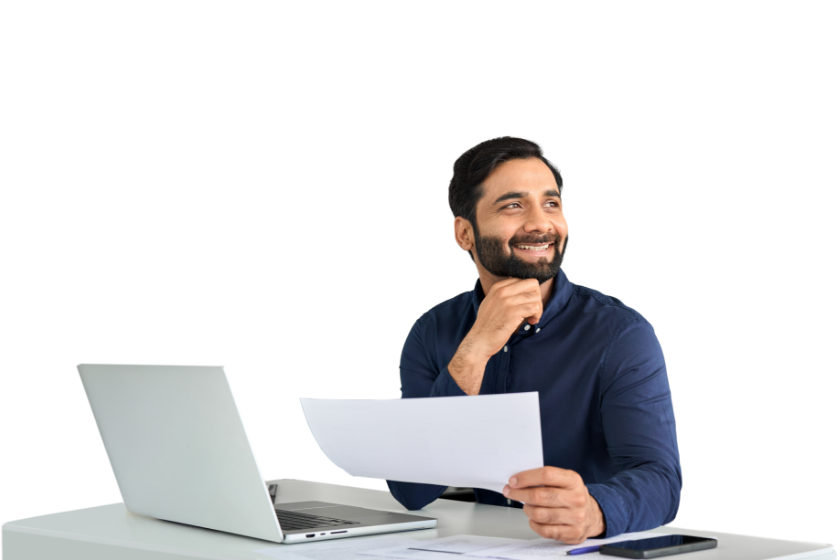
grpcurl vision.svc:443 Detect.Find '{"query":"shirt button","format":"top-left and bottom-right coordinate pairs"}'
top-left (507, 498), bottom-right (512, 505)
top-left (524, 325), bottom-right (531, 331)
top-left (503, 346), bottom-right (508, 352)
top-left (536, 328), bottom-right (541, 333)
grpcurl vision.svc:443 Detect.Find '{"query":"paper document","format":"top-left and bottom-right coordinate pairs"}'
top-left (363, 535), bottom-right (529, 560)
top-left (464, 532), bottom-right (666, 559)
top-left (254, 535), bottom-right (417, 560)
top-left (301, 393), bottom-right (543, 493)
top-left (253, 533), bottom-right (665, 560)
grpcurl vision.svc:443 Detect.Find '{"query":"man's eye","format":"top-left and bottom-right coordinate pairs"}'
top-left (545, 201), bottom-right (560, 208)
top-left (505, 200), bottom-right (560, 208)
top-left (504, 202), bottom-right (522, 209)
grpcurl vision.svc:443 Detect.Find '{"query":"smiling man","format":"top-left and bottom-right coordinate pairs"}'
top-left (387, 137), bottom-right (681, 544)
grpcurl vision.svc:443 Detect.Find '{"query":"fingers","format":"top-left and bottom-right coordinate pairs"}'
top-left (528, 519), bottom-right (588, 545)
top-left (509, 466), bottom-right (582, 492)
top-left (486, 277), bottom-right (527, 294)
top-left (527, 302), bottom-right (543, 325)
top-left (495, 280), bottom-right (543, 321)
top-left (519, 283), bottom-right (543, 325)
top-left (523, 504), bottom-right (587, 526)
top-left (487, 278), bottom-right (540, 299)
top-left (504, 485), bottom-right (587, 509)
top-left (488, 277), bottom-right (538, 291)
top-left (506, 278), bottom-right (541, 295)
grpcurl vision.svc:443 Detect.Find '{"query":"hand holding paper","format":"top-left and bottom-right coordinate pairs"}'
top-left (503, 466), bottom-right (605, 544)
top-left (300, 393), bottom-right (543, 494)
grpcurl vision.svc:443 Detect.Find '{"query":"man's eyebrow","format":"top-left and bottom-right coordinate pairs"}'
top-left (493, 189), bottom-right (562, 205)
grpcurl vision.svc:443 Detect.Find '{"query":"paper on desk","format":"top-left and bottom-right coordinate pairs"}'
top-left (464, 532), bottom-right (666, 559)
top-left (253, 534), bottom-right (417, 560)
top-left (300, 393), bottom-right (543, 494)
top-left (362, 535), bottom-right (529, 560)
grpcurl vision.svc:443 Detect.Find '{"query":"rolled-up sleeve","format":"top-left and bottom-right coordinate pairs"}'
top-left (387, 318), bottom-right (466, 510)
top-left (585, 317), bottom-right (682, 537)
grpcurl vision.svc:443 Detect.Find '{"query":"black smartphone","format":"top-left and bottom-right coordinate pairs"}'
top-left (599, 535), bottom-right (717, 558)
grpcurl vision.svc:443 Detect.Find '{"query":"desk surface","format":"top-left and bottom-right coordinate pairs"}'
top-left (3, 479), bottom-right (835, 560)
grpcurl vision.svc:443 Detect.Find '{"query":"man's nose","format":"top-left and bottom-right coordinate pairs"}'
top-left (523, 206), bottom-right (552, 233)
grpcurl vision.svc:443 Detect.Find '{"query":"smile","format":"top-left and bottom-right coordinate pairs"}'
top-left (513, 243), bottom-right (554, 256)
top-left (514, 244), bottom-right (552, 251)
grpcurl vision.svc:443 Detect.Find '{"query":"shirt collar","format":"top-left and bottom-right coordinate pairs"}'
top-left (470, 268), bottom-right (574, 328)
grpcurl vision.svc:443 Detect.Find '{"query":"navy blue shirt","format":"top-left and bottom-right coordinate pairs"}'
top-left (387, 269), bottom-right (681, 537)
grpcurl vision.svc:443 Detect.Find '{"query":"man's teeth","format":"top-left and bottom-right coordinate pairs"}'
top-left (515, 244), bottom-right (550, 251)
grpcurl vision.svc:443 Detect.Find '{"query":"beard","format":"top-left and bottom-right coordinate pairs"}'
top-left (475, 234), bottom-right (569, 284)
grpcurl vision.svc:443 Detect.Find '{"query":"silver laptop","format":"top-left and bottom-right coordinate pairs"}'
top-left (78, 364), bottom-right (436, 543)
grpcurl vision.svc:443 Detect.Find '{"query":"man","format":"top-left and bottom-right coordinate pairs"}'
top-left (387, 137), bottom-right (681, 544)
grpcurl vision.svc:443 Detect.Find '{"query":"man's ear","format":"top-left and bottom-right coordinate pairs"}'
top-left (454, 217), bottom-right (476, 251)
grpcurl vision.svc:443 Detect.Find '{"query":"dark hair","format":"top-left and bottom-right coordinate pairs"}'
top-left (448, 137), bottom-right (563, 228)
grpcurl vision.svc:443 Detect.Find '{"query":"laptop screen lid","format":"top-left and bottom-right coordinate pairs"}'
top-left (78, 364), bottom-right (284, 543)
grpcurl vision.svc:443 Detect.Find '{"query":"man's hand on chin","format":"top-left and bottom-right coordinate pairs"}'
top-left (503, 467), bottom-right (605, 544)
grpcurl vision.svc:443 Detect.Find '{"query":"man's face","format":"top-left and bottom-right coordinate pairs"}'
top-left (469, 158), bottom-right (568, 284)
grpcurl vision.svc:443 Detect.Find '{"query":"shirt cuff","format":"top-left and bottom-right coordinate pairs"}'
top-left (586, 483), bottom-right (629, 538)
top-left (429, 367), bottom-right (468, 397)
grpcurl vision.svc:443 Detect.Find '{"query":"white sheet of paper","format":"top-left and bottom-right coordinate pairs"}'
top-left (300, 393), bottom-right (543, 494)
top-left (253, 535), bottom-right (418, 560)
top-left (464, 532), bottom-right (666, 559)
top-left (362, 535), bottom-right (529, 560)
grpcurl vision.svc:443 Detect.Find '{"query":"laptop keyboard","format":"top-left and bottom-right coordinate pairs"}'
top-left (275, 509), bottom-right (361, 532)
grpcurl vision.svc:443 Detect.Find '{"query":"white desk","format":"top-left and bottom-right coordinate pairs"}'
top-left (3, 479), bottom-right (835, 560)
